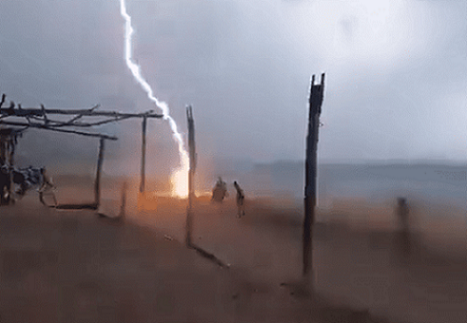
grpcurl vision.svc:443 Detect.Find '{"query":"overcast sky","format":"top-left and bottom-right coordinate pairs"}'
top-left (1, 0), bottom-right (466, 171)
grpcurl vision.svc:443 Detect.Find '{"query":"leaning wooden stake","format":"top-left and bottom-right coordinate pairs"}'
top-left (94, 137), bottom-right (105, 208)
top-left (140, 116), bottom-right (147, 193)
top-left (183, 106), bottom-right (229, 268)
top-left (186, 105), bottom-right (196, 246)
top-left (303, 73), bottom-right (325, 278)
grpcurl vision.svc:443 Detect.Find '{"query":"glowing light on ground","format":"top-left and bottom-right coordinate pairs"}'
top-left (119, 0), bottom-right (189, 198)
top-left (170, 152), bottom-right (189, 198)
top-left (137, 189), bottom-right (213, 211)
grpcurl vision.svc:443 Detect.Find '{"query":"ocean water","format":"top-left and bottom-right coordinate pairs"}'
top-left (231, 162), bottom-right (467, 211)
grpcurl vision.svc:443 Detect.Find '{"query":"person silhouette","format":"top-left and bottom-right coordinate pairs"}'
top-left (233, 181), bottom-right (245, 217)
top-left (211, 177), bottom-right (228, 202)
top-left (396, 197), bottom-right (411, 258)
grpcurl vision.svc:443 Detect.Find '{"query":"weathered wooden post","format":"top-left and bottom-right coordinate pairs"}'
top-left (0, 128), bottom-right (20, 205)
top-left (0, 94), bottom-right (166, 209)
top-left (186, 105), bottom-right (196, 246)
top-left (94, 137), bottom-right (105, 208)
top-left (140, 116), bottom-right (147, 193)
top-left (303, 73), bottom-right (325, 278)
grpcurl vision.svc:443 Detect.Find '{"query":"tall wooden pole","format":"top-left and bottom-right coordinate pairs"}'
top-left (95, 137), bottom-right (105, 208)
top-left (140, 116), bottom-right (147, 193)
top-left (303, 73), bottom-right (325, 278)
top-left (186, 105), bottom-right (196, 246)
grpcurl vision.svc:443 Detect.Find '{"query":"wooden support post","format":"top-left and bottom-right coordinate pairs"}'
top-left (94, 137), bottom-right (105, 208)
top-left (186, 105), bottom-right (196, 246)
top-left (140, 116), bottom-right (147, 193)
top-left (303, 73), bottom-right (325, 278)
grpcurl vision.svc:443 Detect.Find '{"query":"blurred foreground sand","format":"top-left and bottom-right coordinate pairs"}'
top-left (0, 179), bottom-right (466, 323)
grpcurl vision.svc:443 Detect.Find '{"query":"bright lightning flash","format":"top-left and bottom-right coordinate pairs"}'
top-left (120, 0), bottom-right (189, 198)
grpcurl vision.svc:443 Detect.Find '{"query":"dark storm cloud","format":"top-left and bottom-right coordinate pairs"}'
top-left (1, 0), bottom-right (466, 170)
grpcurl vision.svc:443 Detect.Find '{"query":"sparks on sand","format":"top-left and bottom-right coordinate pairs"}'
top-left (119, 0), bottom-right (189, 198)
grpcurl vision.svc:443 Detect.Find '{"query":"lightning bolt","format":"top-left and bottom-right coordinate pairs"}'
top-left (119, 0), bottom-right (189, 198)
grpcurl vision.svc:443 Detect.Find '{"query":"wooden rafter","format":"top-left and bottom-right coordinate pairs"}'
top-left (0, 93), bottom-right (163, 140)
top-left (0, 92), bottom-right (167, 208)
top-left (0, 105), bottom-right (163, 118)
top-left (0, 120), bottom-right (118, 140)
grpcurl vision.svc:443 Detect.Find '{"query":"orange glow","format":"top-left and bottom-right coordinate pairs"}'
top-left (137, 188), bottom-right (213, 211)
top-left (137, 192), bottom-right (158, 211)
top-left (170, 149), bottom-right (189, 198)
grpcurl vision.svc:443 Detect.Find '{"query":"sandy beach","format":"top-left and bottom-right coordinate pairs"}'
top-left (1, 180), bottom-right (466, 323)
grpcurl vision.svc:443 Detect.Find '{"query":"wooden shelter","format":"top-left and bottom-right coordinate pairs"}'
top-left (0, 92), bottom-right (163, 208)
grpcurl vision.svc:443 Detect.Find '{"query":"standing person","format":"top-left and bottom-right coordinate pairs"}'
top-left (233, 181), bottom-right (245, 217)
top-left (0, 165), bottom-right (11, 205)
top-left (396, 197), bottom-right (410, 258)
top-left (211, 177), bottom-right (228, 202)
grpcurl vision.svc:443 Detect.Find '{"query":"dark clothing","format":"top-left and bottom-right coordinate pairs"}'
top-left (12, 167), bottom-right (44, 195)
top-left (234, 181), bottom-right (245, 217)
top-left (396, 197), bottom-right (411, 259)
top-left (235, 189), bottom-right (244, 205)
top-left (0, 167), bottom-right (11, 204)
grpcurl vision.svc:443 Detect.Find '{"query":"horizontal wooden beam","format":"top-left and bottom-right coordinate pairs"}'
top-left (0, 120), bottom-right (118, 140)
top-left (0, 106), bottom-right (163, 119)
top-left (54, 115), bottom-right (135, 127)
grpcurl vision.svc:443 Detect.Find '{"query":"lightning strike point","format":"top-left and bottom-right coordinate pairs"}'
top-left (119, 0), bottom-right (189, 198)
